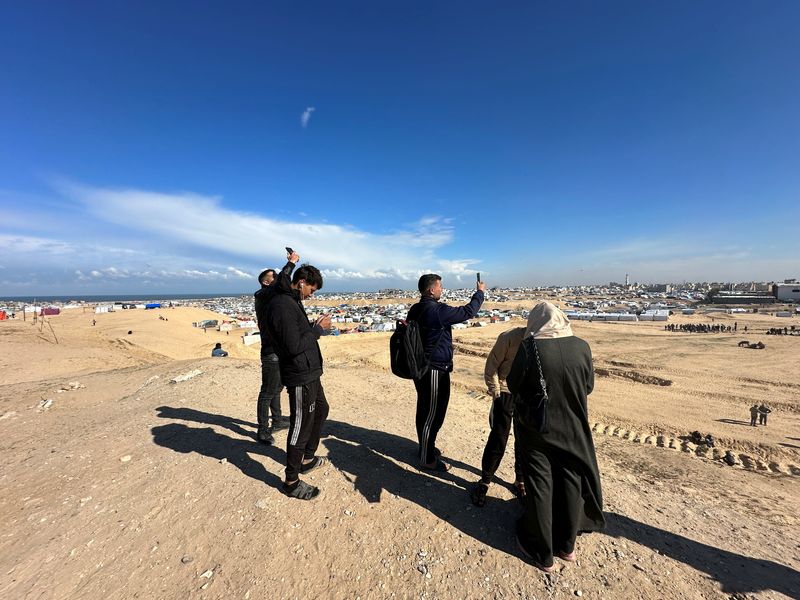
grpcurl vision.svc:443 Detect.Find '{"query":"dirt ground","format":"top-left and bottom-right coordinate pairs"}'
top-left (1, 307), bottom-right (798, 599)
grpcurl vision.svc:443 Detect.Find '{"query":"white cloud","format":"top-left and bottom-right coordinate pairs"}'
top-left (52, 180), bottom-right (478, 282)
top-left (301, 106), bottom-right (315, 128)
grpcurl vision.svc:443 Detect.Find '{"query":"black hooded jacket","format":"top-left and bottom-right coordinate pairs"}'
top-left (262, 272), bottom-right (324, 386)
top-left (254, 261), bottom-right (294, 356)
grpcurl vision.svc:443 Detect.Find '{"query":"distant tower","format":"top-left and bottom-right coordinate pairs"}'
top-left (625, 273), bottom-right (630, 287)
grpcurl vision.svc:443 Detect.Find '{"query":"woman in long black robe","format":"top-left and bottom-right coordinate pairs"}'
top-left (507, 302), bottom-right (604, 572)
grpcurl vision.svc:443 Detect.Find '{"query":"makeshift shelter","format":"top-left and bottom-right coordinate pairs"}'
top-left (40, 307), bottom-right (60, 316)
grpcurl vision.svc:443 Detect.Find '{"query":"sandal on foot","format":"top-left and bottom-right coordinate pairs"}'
top-left (282, 480), bottom-right (321, 500)
top-left (470, 482), bottom-right (489, 507)
top-left (516, 534), bottom-right (555, 573)
top-left (300, 456), bottom-right (327, 474)
top-left (556, 551), bottom-right (576, 562)
top-left (419, 458), bottom-right (451, 472)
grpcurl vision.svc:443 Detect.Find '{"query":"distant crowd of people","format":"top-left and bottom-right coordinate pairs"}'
top-left (665, 322), bottom-right (739, 333)
top-left (766, 327), bottom-right (797, 336)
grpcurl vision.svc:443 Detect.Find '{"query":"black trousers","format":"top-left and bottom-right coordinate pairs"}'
top-left (257, 353), bottom-right (283, 429)
top-left (516, 428), bottom-right (583, 567)
top-left (480, 392), bottom-right (523, 483)
top-left (285, 379), bottom-right (329, 481)
top-left (759, 412), bottom-right (768, 425)
top-left (414, 368), bottom-right (450, 464)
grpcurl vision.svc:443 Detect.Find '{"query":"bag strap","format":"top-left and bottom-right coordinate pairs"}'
top-left (531, 338), bottom-right (549, 401)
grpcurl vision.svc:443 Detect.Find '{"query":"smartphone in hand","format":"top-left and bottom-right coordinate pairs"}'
top-left (477, 272), bottom-right (481, 283)
top-left (285, 246), bottom-right (294, 254)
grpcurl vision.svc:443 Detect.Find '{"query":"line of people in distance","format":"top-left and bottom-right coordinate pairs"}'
top-left (252, 249), bottom-right (604, 573)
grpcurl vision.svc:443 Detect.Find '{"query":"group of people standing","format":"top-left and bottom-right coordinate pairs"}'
top-left (749, 403), bottom-right (772, 426)
top-left (252, 249), bottom-right (604, 571)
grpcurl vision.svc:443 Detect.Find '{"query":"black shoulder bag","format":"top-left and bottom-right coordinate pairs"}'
top-left (516, 337), bottom-right (550, 433)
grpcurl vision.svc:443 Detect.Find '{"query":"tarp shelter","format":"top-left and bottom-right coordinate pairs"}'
top-left (95, 305), bottom-right (114, 314)
top-left (40, 307), bottom-right (60, 316)
top-left (145, 303), bottom-right (161, 309)
top-left (0, 311), bottom-right (7, 320)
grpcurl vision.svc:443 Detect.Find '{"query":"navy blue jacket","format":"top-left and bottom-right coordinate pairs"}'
top-left (406, 290), bottom-right (484, 372)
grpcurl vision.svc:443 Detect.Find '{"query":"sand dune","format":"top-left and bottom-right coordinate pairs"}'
top-left (0, 307), bottom-right (798, 599)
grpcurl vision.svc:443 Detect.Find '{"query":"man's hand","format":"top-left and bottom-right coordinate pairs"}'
top-left (477, 280), bottom-right (487, 293)
top-left (315, 314), bottom-right (332, 330)
top-left (288, 250), bottom-right (300, 264)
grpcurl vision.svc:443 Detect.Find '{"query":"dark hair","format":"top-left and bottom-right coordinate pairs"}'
top-left (418, 273), bottom-right (441, 295)
top-left (258, 268), bottom-right (277, 285)
top-left (292, 264), bottom-right (323, 290)
top-left (214, 342), bottom-right (222, 348)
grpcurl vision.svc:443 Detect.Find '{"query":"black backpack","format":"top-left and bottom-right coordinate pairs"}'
top-left (390, 306), bottom-right (444, 380)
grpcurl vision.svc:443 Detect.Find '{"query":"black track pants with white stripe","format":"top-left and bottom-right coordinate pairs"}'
top-left (285, 379), bottom-right (329, 481)
top-left (414, 368), bottom-right (451, 464)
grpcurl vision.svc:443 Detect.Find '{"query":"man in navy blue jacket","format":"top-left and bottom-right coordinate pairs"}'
top-left (407, 274), bottom-right (485, 470)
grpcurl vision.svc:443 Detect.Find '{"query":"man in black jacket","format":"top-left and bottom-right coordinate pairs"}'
top-left (254, 253), bottom-right (298, 444)
top-left (263, 262), bottom-right (331, 500)
top-left (407, 274), bottom-right (485, 471)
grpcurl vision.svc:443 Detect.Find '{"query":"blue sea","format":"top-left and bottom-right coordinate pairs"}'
top-left (0, 294), bottom-right (249, 303)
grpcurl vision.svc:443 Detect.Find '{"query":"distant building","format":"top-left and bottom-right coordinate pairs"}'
top-left (773, 283), bottom-right (800, 302)
top-left (711, 291), bottom-right (775, 305)
top-left (646, 284), bottom-right (671, 293)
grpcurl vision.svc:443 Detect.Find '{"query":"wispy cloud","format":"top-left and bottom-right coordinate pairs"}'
top-left (300, 106), bottom-right (315, 128)
top-left (52, 180), bottom-right (475, 282)
top-left (0, 180), bottom-right (479, 293)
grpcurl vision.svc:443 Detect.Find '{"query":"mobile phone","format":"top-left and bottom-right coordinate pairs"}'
top-left (477, 272), bottom-right (481, 283)
top-left (285, 246), bottom-right (294, 254)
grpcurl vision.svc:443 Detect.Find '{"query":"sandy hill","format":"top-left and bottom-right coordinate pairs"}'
top-left (0, 307), bottom-right (798, 599)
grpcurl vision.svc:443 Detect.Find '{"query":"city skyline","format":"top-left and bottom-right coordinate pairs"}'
top-left (2, 2), bottom-right (799, 295)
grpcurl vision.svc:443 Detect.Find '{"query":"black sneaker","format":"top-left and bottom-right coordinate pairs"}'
top-left (257, 429), bottom-right (275, 445)
top-left (275, 415), bottom-right (291, 424)
top-left (271, 420), bottom-right (289, 432)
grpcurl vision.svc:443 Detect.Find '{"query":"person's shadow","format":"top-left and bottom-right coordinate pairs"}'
top-left (321, 419), bottom-right (527, 555)
top-left (605, 512), bottom-right (799, 597)
top-left (715, 418), bottom-right (751, 426)
top-left (151, 406), bottom-right (285, 490)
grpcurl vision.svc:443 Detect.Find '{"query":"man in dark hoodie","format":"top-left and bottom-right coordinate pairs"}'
top-left (263, 261), bottom-right (331, 500)
top-left (254, 252), bottom-right (298, 445)
top-left (406, 274), bottom-right (485, 471)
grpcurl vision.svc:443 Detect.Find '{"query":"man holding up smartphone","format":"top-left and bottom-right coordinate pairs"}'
top-left (254, 249), bottom-right (299, 444)
top-left (406, 273), bottom-right (485, 471)
top-left (262, 252), bottom-right (331, 500)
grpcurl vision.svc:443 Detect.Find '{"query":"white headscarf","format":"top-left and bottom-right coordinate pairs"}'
top-left (524, 301), bottom-right (573, 339)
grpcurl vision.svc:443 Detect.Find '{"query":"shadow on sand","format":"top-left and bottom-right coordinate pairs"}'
top-left (151, 406), bottom-right (285, 490)
top-left (150, 407), bottom-right (800, 594)
top-left (715, 418), bottom-right (752, 427)
top-left (605, 512), bottom-right (799, 597)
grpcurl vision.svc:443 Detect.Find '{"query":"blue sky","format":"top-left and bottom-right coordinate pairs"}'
top-left (1, 1), bottom-right (798, 294)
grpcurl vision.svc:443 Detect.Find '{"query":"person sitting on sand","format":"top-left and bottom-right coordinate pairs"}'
top-left (507, 302), bottom-right (605, 573)
top-left (211, 342), bottom-right (228, 357)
